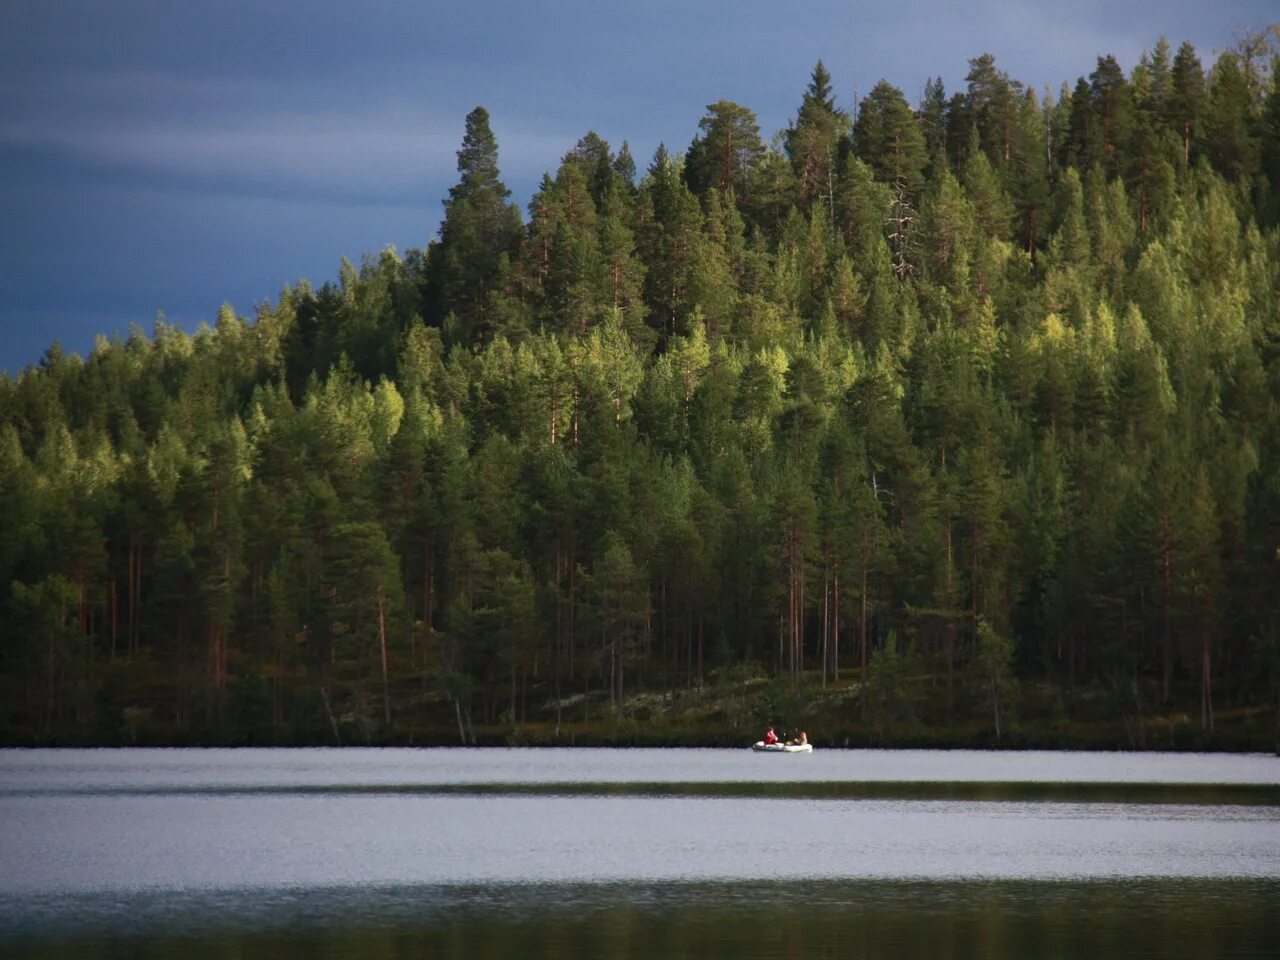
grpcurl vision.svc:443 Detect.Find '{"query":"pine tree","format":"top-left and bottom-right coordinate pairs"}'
top-left (636, 146), bottom-right (706, 341)
top-left (1205, 52), bottom-right (1259, 184)
top-left (919, 76), bottom-right (950, 178)
top-left (1008, 87), bottom-right (1051, 252)
top-left (561, 130), bottom-right (615, 207)
top-left (613, 141), bottom-right (637, 188)
top-left (1178, 466), bottom-right (1223, 730)
top-left (1089, 55), bottom-right (1133, 178)
top-left (962, 137), bottom-right (1015, 241)
top-left (329, 520), bottom-right (404, 730)
top-left (597, 178), bottom-right (648, 337)
top-left (685, 100), bottom-right (766, 201)
top-left (854, 80), bottom-right (929, 195)
top-left (1170, 42), bottom-right (1207, 169)
top-left (587, 534), bottom-right (648, 706)
top-left (427, 107), bottom-right (523, 345)
top-left (1065, 76), bottom-right (1095, 169)
top-left (543, 164), bottom-right (604, 336)
top-left (1262, 67), bottom-right (1280, 223)
top-left (785, 61), bottom-right (850, 210)
top-left (976, 616), bottom-right (1016, 740)
top-left (1128, 69), bottom-right (1179, 234)
top-left (964, 53), bottom-right (1019, 164)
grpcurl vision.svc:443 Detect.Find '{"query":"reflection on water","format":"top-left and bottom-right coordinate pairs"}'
top-left (3, 793), bottom-right (1278, 892)
top-left (1, 749), bottom-right (1277, 959)
top-left (6, 746), bottom-right (1279, 791)
top-left (3, 880), bottom-right (1279, 960)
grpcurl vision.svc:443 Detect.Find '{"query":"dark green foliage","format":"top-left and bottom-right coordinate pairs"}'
top-left (4, 39), bottom-right (1280, 747)
top-left (426, 107), bottom-right (524, 345)
top-left (1205, 53), bottom-right (1258, 184)
top-left (960, 54), bottom-right (1020, 166)
top-left (685, 100), bottom-right (766, 202)
top-left (1170, 41), bottom-right (1207, 168)
top-left (785, 61), bottom-right (850, 210)
top-left (854, 80), bottom-right (928, 195)
top-left (1262, 68), bottom-right (1280, 222)
top-left (1089, 55), bottom-right (1134, 177)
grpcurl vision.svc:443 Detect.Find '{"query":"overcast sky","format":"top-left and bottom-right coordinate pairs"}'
top-left (2, 0), bottom-right (1273, 374)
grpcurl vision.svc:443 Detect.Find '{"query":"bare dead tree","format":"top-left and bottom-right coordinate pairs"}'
top-left (885, 177), bottom-right (918, 280)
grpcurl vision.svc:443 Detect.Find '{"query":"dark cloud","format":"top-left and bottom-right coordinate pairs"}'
top-left (1, 0), bottom-right (1271, 373)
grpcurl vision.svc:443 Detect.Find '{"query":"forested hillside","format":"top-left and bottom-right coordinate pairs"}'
top-left (4, 37), bottom-right (1280, 748)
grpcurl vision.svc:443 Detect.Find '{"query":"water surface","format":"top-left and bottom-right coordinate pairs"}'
top-left (6, 746), bottom-right (1277, 790)
top-left (2, 748), bottom-right (1277, 958)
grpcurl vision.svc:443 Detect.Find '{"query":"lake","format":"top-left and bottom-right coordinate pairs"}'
top-left (2, 748), bottom-right (1278, 958)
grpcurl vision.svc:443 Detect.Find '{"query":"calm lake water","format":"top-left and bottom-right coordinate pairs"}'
top-left (2, 748), bottom-right (1278, 958)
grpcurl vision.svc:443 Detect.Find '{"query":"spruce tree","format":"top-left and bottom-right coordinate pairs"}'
top-left (427, 107), bottom-right (523, 345)
top-left (1170, 42), bottom-right (1206, 169)
top-left (1089, 55), bottom-right (1133, 177)
top-left (854, 80), bottom-right (929, 196)
top-left (786, 61), bottom-right (851, 209)
top-left (1205, 52), bottom-right (1259, 184)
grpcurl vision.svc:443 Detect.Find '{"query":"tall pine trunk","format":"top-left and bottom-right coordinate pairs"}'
top-left (378, 585), bottom-right (390, 726)
top-left (1160, 513), bottom-right (1173, 703)
top-left (833, 571), bottom-right (841, 683)
top-left (1201, 630), bottom-right (1213, 732)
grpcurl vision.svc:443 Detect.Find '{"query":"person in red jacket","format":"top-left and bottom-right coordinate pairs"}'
top-left (763, 726), bottom-right (778, 745)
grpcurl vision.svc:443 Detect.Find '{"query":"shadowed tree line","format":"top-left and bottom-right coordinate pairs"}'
top-left (3, 34), bottom-right (1280, 746)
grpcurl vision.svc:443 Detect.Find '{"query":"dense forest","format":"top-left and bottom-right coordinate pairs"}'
top-left (4, 35), bottom-right (1280, 749)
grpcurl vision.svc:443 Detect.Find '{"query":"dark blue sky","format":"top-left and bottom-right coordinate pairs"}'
top-left (2, 1), bottom-right (1272, 374)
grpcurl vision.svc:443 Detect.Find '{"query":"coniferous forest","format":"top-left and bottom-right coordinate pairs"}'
top-left (4, 38), bottom-right (1280, 749)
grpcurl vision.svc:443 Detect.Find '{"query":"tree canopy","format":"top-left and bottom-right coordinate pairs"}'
top-left (4, 39), bottom-right (1280, 748)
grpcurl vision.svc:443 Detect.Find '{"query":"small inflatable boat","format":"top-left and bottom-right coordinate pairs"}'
top-left (751, 741), bottom-right (813, 753)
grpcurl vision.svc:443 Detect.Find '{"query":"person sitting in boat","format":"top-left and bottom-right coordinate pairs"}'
top-left (763, 726), bottom-right (778, 745)
top-left (786, 731), bottom-right (808, 746)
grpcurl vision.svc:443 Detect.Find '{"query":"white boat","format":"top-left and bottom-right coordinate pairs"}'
top-left (751, 741), bottom-right (813, 753)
